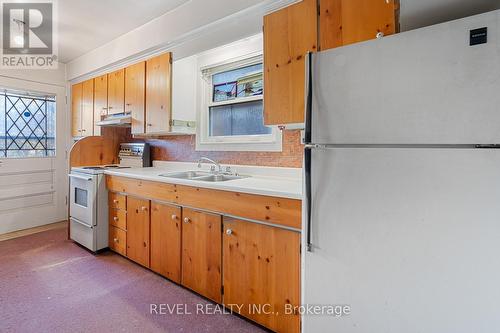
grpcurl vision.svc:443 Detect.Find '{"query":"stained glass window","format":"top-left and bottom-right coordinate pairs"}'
top-left (0, 90), bottom-right (56, 158)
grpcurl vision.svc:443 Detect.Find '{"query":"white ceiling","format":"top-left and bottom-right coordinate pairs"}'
top-left (400, 0), bottom-right (500, 31)
top-left (57, 0), bottom-right (189, 63)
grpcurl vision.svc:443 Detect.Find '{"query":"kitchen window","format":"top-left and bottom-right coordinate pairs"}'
top-left (0, 89), bottom-right (56, 158)
top-left (197, 35), bottom-right (282, 151)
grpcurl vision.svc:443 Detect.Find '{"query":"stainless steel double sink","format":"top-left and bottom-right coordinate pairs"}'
top-left (158, 171), bottom-right (249, 182)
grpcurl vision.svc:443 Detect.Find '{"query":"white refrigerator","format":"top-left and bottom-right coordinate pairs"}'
top-left (303, 10), bottom-right (500, 333)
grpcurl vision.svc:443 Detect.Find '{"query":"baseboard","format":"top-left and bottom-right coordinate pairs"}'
top-left (0, 220), bottom-right (68, 242)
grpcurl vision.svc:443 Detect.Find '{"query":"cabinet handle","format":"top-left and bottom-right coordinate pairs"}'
top-left (109, 106), bottom-right (113, 109)
top-left (141, 206), bottom-right (148, 211)
top-left (113, 199), bottom-right (119, 204)
top-left (226, 229), bottom-right (233, 236)
top-left (171, 214), bottom-right (178, 220)
top-left (113, 238), bottom-right (119, 243)
top-left (183, 217), bottom-right (190, 224)
top-left (113, 216), bottom-right (119, 222)
top-left (147, 123), bottom-right (152, 127)
top-left (126, 103), bottom-right (132, 106)
top-left (82, 129), bottom-right (86, 132)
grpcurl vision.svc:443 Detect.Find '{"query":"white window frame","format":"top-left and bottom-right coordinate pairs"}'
top-left (196, 36), bottom-right (282, 152)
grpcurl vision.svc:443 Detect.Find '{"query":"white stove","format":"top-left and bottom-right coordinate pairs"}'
top-left (68, 143), bottom-right (150, 252)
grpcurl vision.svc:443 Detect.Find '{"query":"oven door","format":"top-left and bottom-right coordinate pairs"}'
top-left (69, 172), bottom-right (97, 227)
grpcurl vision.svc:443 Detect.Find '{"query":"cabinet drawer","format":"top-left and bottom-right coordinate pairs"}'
top-left (109, 192), bottom-right (126, 210)
top-left (109, 226), bottom-right (126, 256)
top-left (109, 208), bottom-right (126, 230)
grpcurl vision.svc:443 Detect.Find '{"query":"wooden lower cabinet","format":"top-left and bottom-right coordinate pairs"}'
top-left (150, 202), bottom-right (181, 283)
top-left (126, 196), bottom-right (150, 267)
top-left (181, 208), bottom-right (222, 303)
top-left (223, 218), bottom-right (301, 333)
top-left (109, 226), bottom-right (126, 256)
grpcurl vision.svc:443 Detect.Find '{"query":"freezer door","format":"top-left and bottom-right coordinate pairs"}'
top-left (303, 148), bottom-right (500, 333)
top-left (311, 10), bottom-right (500, 145)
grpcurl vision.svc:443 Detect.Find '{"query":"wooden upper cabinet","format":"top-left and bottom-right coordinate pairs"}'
top-left (93, 74), bottom-right (108, 135)
top-left (263, 0), bottom-right (318, 125)
top-left (181, 208), bottom-right (222, 303)
top-left (81, 79), bottom-right (94, 136)
top-left (146, 52), bottom-right (172, 134)
top-left (126, 196), bottom-right (150, 267)
top-left (125, 61), bottom-right (146, 134)
top-left (319, 0), bottom-right (400, 50)
top-left (150, 202), bottom-right (181, 283)
top-left (107, 69), bottom-right (125, 115)
top-left (71, 83), bottom-right (83, 137)
top-left (223, 218), bottom-right (301, 333)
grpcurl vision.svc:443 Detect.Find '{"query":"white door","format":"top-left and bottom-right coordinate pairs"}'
top-left (0, 78), bottom-right (67, 234)
top-left (303, 147), bottom-right (500, 332)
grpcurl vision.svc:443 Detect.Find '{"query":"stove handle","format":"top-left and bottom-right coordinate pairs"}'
top-left (68, 174), bottom-right (93, 181)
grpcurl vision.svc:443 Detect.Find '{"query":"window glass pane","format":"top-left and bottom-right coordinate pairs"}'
top-left (209, 100), bottom-right (271, 136)
top-left (212, 63), bottom-right (263, 102)
top-left (75, 188), bottom-right (88, 207)
top-left (0, 90), bottom-right (56, 158)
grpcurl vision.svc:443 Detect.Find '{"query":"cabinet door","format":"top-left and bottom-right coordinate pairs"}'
top-left (71, 83), bottom-right (83, 137)
top-left (181, 208), bottom-right (222, 303)
top-left (125, 62), bottom-right (146, 134)
top-left (107, 69), bottom-right (125, 115)
top-left (109, 226), bottom-right (127, 256)
top-left (146, 53), bottom-right (172, 133)
top-left (93, 74), bottom-right (108, 135)
top-left (263, 0), bottom-right (317, 125)
top-left (81, 79), bottom-right (94, 136)
top-left (151, 202), bottom-right (181, 283)
top-left (319, 0), bottom-right (399, 50)
top-left (223, 218), bottom-right (301, 333)
top-left (126, 196), bottom-right (150, 267)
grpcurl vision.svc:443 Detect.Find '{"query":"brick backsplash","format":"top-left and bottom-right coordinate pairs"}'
top-left (142, 130), bottom-right (304, 168)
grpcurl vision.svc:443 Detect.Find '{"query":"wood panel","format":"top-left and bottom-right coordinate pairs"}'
top-left (106, 175), bottom-right (301, 229)
top-left (81, 79), bottom-right (94, 136)
top-left (109, 192), bottom-right (126, 210)
top-left (109, 208), bottom-right (127, 230)
top-left (107, 69), bottom-right (125, 115)
top-left (69, 136), bottom-right (119, 167)
top-left (106, 176), bottom-right (177, 203)
top-left (94, 74), bottom-right (108, 135)
top-left (146, 53), bottom-right (172, 133)
top-left (263, 0), bottom-right (317, 125)
top-left (125, 61), bottom-right (146, 135)
top-left (150, 202), bottom-right (181, 283)
top-left (71, 83), bottom-right (83, 137)
top-left (109, 226), bottom-right (127, 256)
top-left (319, 0), bottom-right (399, 50)
top-left (126, 196), bottom-right (150, 267)
top-left (181, 208), bottom-right (222, 303)
top-left (176, 186), bottom-right (301, 229)
top-left (223, 218), bottom-right (301, 333)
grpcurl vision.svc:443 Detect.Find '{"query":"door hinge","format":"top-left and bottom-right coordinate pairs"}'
top-left (65, 195), bottom-right (68, 206)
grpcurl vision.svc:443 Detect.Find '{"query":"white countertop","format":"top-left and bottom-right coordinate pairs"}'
top-left (104, 161), bottom-right (303, 200)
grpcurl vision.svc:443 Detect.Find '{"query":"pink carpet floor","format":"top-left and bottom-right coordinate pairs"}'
top-left (0, 227), bottom-right (267, 333)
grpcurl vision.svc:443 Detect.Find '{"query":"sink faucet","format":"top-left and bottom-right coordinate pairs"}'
top-left (197, 157), bottom-right (222, 173)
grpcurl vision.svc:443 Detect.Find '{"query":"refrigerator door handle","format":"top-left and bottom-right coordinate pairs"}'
top-left (304, 52), bottom-right (313, 145)
top-left (305, 147), bottom-right (313, 252)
